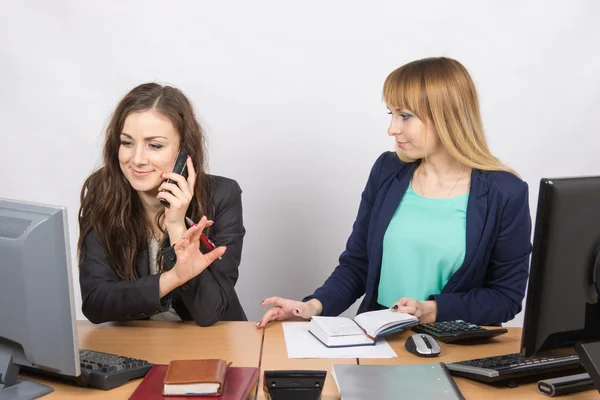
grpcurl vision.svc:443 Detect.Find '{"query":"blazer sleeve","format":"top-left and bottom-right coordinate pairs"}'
top-left (79, 230), bottom-right (171, 323)
top-left (431, 181), bottom-right (532, 325)
top-left (163, 178), bottom-right (246, 327)
top-left (303, 152), bottom-right (388, 316)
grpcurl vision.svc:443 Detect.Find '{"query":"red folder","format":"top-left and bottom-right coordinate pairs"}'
top-left (129, 365), bottom-right (259, 400)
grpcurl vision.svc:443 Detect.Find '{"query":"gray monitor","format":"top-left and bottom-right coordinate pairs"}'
top-left (0, 198), bottom-right (80, 399)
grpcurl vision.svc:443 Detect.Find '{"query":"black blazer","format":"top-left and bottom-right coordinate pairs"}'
top-left (79, 175), bottom-right (247, 326)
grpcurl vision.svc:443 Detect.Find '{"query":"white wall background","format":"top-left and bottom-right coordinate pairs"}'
top-left (1, 1), bottom-right (599, 327)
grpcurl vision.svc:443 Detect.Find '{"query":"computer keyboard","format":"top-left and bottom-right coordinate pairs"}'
top-left (446, 353), bottom-right (583, 383)
top-left (412, 320), bottom-right (508, 343)
top-left (23, 349), bottom-right (154, 390)
top-left (76, 349), bottom-right (153, 390)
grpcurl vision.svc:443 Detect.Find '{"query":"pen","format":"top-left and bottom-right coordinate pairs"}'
top-left (185, 217), bottom-right (221, 259)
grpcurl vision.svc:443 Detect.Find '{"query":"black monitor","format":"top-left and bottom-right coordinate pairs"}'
top-left (521, 176), bottom-right (600, 357)
top-left (0, 198), bottom-right (80, 399)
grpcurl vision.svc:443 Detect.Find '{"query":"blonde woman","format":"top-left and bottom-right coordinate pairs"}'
top-left (258, 57), bottom-right (531, 327)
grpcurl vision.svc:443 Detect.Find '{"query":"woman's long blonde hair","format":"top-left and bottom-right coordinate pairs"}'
top-left (383, 57), bottom-right (517, 176)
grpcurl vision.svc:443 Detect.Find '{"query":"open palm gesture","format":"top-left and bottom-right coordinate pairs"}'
top-left (172, 216), bottom-right (226, 284)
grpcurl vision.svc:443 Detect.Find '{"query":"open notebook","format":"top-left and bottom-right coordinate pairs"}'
top-left (309, 309), bottom-right (419, 347)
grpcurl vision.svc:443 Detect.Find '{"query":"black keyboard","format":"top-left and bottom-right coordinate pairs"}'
top-left (446, 353), bottom-right (582, 383)
top-left (23, 349), bottom-right (153, 390)
top-left (76, 349), bottom-right (153, 390)
top-left (412, 320), bottom-right (508, 343)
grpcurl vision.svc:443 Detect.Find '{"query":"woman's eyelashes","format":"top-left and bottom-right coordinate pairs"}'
top-left (386, 111), bottom-right (413, 120)
top-left (119, 140), bottom-right (164, 150)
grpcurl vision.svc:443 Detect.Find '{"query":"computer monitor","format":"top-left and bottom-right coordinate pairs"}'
top-left (0, 198), bottom-right (80, 399)
top-left (521, 176), bottom-right (600, 357)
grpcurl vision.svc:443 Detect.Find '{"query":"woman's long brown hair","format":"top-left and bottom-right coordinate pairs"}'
top-left (77, 83), bottom-right (213, 280)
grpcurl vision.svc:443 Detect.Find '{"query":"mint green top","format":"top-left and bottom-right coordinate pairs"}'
top-left (377, 185), bottom-right (469, 307)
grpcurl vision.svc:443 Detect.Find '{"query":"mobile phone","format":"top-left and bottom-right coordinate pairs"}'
top-left (159, 148), bottom-right (189, 208)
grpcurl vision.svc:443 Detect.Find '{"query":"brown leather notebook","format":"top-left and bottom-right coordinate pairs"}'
top-left (129, 364), bottom-right (259, 400)
top-left (163, 359), bottom-right (228, 396)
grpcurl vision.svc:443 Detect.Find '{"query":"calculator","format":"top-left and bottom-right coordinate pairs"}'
top-left (412, 320), bottom-right (508, 343)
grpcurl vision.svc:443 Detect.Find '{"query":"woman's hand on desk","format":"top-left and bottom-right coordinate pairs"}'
top-left (256, 297), bottom-right (323, 328)
top-left (160, 217), bottom-right (226, 297)
top-left (392, 297), bottom-right (437, 324)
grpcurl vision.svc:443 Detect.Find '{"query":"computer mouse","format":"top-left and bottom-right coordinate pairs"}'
top-left (405, 333), bottom-right (441, 357)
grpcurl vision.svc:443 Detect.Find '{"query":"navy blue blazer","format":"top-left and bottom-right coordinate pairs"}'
top-left (305, 152), bottom-right (532, 326)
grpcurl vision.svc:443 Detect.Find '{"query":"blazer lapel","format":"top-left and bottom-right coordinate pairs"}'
top-left (136, 246), bottom-right (150, 278)
top-left (137, 237), bottom-right (170, 278)
top-left (369, 163), bottom-right (417, 286)
top-left (443, 169), bottom-right (489, 292)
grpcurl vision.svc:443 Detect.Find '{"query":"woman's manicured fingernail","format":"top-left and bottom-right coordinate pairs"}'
top-left (392, 305), bottom-right (398, 310)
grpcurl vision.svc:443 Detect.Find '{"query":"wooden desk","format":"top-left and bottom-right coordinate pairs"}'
top-left (23, 322), bottom-right (600, 399)
top-left (34, 321), bottom-right (263, 399)
top-left (361, 328), bottom-right (600, 400)
top-left (257, 322), bottom-right (355, 400)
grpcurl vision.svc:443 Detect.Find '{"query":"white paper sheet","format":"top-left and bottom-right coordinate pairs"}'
top-left (282, 322), bottom-right (398, 359)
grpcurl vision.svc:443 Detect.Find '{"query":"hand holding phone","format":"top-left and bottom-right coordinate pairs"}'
top-left (160, 148), bottom-right (189, 208)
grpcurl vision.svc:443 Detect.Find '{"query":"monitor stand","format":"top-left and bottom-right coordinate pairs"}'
top-left (593, 249), bottom-right (600, 299)
top-left (0, 347), bottom-right (53, 399)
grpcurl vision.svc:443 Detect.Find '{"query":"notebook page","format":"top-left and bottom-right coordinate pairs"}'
top-left (310, 316), bottom-right (365, 336)
top-left (353, 309), bottom-right (417, 337)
